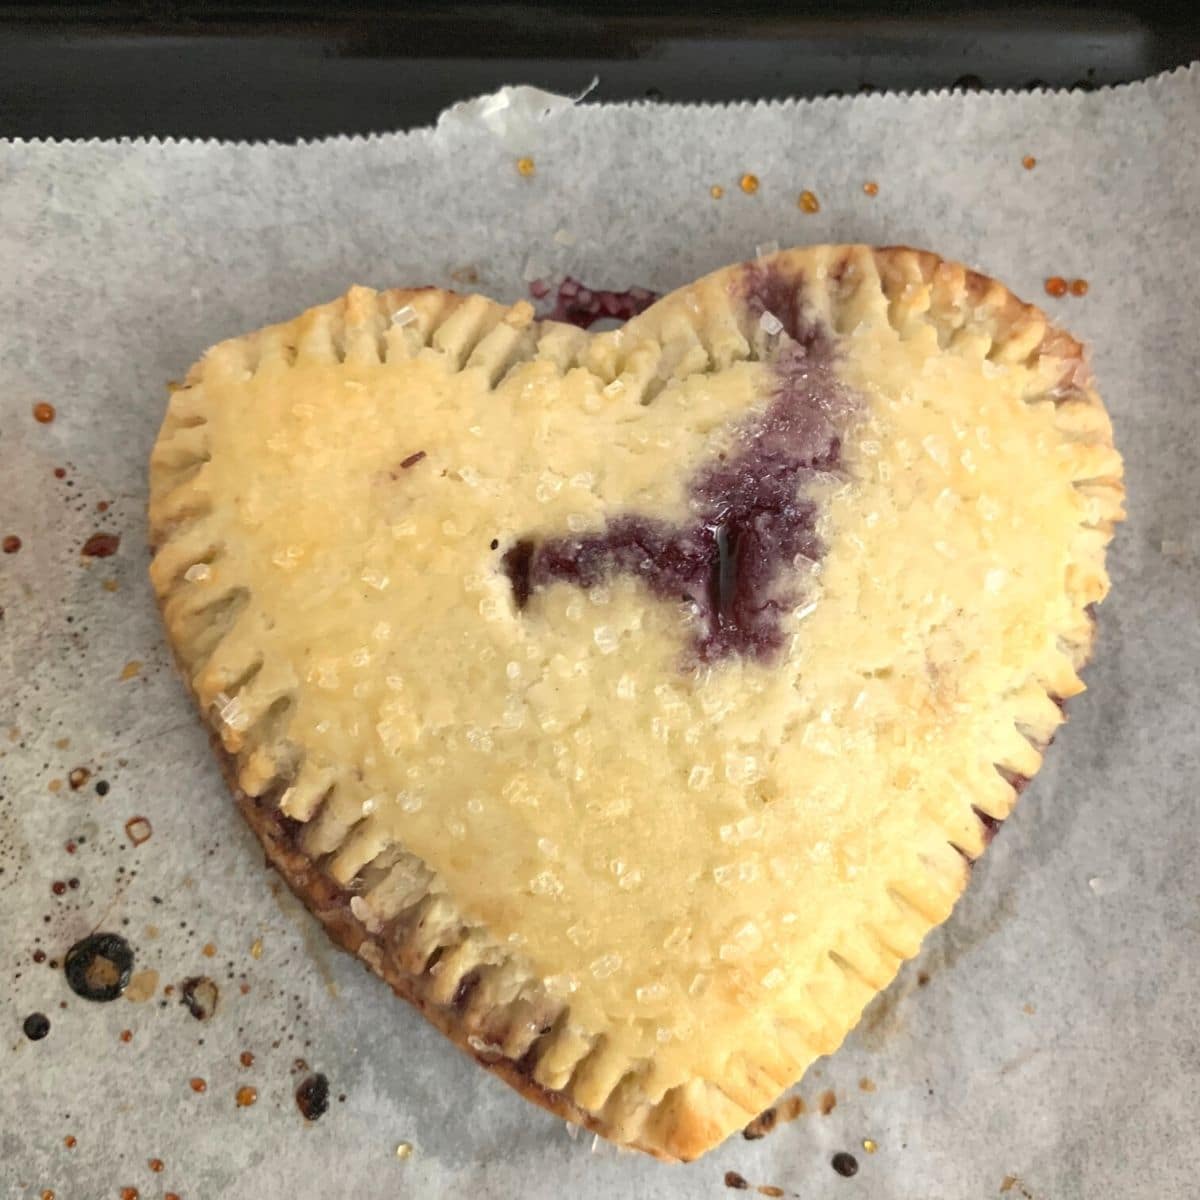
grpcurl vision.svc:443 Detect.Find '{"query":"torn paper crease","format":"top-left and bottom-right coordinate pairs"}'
top-left (436, 80), bottom-right (599, 150)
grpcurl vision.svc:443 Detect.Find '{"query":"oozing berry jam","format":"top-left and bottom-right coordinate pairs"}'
top-left (507, 264), bottom-right (849, 663)
top-left (531, 276), bottom-right (659, 330)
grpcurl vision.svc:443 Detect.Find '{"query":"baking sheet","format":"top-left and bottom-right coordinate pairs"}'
top-left (2, 67), bottom-right (1198, 1200)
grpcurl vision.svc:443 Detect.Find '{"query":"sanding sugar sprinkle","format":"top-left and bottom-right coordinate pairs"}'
top-left (758, 311), bottom-right (784, 336)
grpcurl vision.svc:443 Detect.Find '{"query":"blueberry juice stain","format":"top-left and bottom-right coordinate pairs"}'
top-left (506, 262), bottom-right (850, 664)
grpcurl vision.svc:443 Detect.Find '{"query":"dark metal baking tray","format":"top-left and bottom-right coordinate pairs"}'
top-left (1, 1), bottom-right (1196, 142)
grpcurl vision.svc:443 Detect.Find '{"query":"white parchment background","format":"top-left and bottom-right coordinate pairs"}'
top-left (1, 67), bottom-right (1198, 1200)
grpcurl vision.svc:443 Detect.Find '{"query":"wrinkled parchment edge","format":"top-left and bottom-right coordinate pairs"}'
top-left (1, 62), bottom-right (1195, 152)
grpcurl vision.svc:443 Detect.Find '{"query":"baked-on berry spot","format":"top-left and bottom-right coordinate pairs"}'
top-left (505, 265), bottom-right (850, 663)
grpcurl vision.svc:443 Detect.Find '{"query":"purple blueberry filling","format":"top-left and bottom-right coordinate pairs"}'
top-left (505, 263), bottom-right (853, 663)
top-left (529, 276), bottom-right (659, 330)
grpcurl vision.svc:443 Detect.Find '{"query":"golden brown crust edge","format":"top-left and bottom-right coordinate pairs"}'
top-left (149, 245), bottom-right (1124, 1163)
top-left (193, 623), bottom-right (1108, 1168)
top-left (220, 749), bottom-right (652, 1155)
top-left (149, 281), bottom-right (732, 1161)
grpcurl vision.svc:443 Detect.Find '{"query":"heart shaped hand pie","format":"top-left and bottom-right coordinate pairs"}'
top-left (149, 246), bottom-right (1123, 1160)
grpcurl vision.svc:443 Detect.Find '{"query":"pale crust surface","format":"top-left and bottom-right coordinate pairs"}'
top-left (148, 246), bottom-right (1123, 1160)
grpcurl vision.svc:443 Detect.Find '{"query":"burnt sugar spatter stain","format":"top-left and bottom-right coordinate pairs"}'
top-left (742, 1104), bottom-right (778, 1140)
top-left (742, 1094), bottom-right (805, 1140)
top-left (295, 1072), bottom-right (330, 1121)
top-left (505, 261), bottom-right (850, 664)
top-left (831, 1151), bottom-right (859, 1177)
top-left (124, 816), bottom-right (152, 847)
top-left (23, 1012), bottom-right (51, 1040)
top-left (180, 975), bottom-right (219, 1021)
top-left (63, 931), bottom-right (134, 1001)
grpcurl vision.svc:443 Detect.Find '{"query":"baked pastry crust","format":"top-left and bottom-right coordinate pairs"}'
top-left (149, 246), bottom-right (1123, 1161)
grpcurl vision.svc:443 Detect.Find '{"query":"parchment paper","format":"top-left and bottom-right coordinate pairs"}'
top-left (2, 67), bottom-right (1198, 1200)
